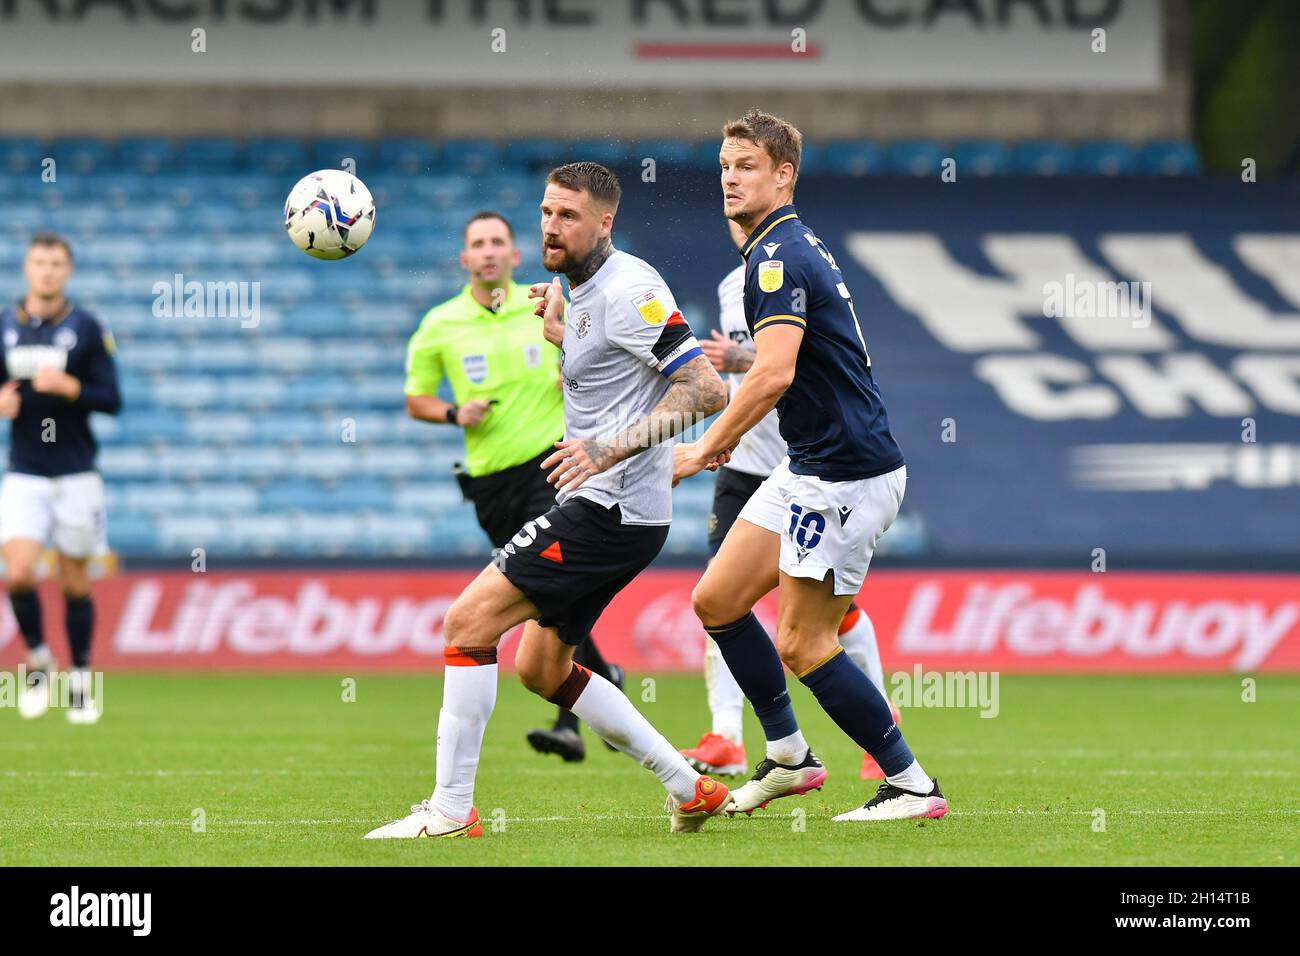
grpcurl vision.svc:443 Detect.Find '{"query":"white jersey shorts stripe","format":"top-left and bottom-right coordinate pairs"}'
top-left (0, 471), bottom-right (108, 558)
top-left (737, 457), bottom-right (905, 596)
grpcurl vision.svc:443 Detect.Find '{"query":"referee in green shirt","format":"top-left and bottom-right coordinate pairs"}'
top-left (404, 210), bottom-right (622, 763)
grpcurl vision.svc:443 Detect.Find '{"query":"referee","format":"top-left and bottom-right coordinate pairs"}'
top-left (405, 210), bottom-right (623, 763)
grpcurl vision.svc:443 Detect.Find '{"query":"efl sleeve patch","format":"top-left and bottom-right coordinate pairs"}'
top-left (758, 260), bottom-right (784, 293)
top-left (631, 290), bottom-right (667, 326)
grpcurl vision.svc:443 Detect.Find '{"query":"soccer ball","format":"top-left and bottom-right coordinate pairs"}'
top-left (283, 169), bottom-right (376, 260)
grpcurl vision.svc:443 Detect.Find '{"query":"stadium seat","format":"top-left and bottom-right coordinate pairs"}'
top-left (178, 137), bottom-right (244, 172)
top-left (441, 139), bottom-right (502, 175)
top-left (1012, 140), bottom-right (1076, 176)
top-left (950, 139), bottom-right (1012, 177)
top-left (245, 137), bottom-right (308, 176)
top-left (1074, 140), bottom-right (1139, 176)
top-left (885, 140), bottom-right (945, 177)
top-left (52, 137), bottom-right (115, 174)
top-left (117, 137), bottom-right (177, 174)
top-left (376, 137), bottom-right (439, 174)
top-left (825, 140), bottom-right (887, 176)
top-left (1139, 140), bottom-right (1202, 176)
top-left (0, 137), bottom-right (46, 175)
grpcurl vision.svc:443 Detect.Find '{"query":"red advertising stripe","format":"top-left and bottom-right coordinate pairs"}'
top-left (0, 570), bottom-right (1296, 672)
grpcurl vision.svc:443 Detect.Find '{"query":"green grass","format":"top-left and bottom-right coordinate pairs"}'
top-left (1, 673), bottom-right (1296, 866)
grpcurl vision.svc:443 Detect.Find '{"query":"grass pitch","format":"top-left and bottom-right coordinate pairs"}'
top-left (1, 672), bottom-right (1295, 866)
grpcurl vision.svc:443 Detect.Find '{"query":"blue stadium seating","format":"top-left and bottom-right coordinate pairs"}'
top-left (0, 134), bottom-right (1206, 558)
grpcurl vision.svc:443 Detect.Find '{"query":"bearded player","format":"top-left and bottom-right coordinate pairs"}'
top-left (675, 111), bottom-right (948, 822)
top-left (366, 162), bottom-right (733, 838)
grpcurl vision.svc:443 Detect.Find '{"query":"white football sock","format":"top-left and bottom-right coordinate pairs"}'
top-left (765, 729), bottom-right (810, 766)
top-left (570, 672), bottom-right (699, 805)
top-left (838, 611), bottom-right (886, 697)
top-left (886, 759), bottom-right (933, 795)
top-left (704, 637), bottom-right (745, 744)
top-left (431, 661), bottom-right (498, 823)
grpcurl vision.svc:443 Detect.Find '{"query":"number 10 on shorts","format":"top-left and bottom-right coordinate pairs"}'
top-left (787, 503), bottom-right (826, 550)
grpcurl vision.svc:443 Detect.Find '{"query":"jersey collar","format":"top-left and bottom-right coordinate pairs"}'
top-left (741, 205), bottom-right (799, 261)
top-left (14, 298), bottom-right (74, 326)
top-left (461, 282), bottom-right (515, 316)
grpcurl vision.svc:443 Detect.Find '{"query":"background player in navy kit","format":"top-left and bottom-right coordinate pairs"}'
top-left (675, 111), bottom-right (948, 821)
top-left (1, 234), bottom-right (121, 723)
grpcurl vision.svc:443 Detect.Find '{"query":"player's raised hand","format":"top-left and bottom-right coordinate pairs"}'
top-left (457, 399), bottom-right (493, 427)
top-left (699, 330), bottom-right (733, 372)
top-left (529, 277), bottom-right (566, 348)
top-left (541, 437), bottom-right (611, 493)
top-left (0, 381), bottom-right (21, 420)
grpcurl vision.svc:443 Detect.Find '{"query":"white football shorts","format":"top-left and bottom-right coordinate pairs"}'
top-left (0, 471), bottom-right (108, 558)
top-left (737, 457), bottom-right (906, 596)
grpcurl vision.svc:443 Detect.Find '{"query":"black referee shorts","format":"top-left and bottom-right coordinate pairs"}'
top-left (706, 465), bottom-right (766, 556)
top-left (464, 446), bottom-right (561, 550)
top-left (499, 496), bottom-right (668, 647)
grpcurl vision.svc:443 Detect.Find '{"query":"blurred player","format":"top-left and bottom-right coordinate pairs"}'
top-left (680, 219), bottom-right (900, 781)
top-left (404, 210), bottom-right (625, 764)
top-left (675, 111), bottom-right (948, 821)
top-left (1, 234), bottom-right (121, 724)
top-left (367, 162), bottom-right (732, 839)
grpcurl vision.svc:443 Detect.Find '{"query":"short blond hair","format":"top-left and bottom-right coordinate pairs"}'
top-left (723, 109), bottom-right (802, 190)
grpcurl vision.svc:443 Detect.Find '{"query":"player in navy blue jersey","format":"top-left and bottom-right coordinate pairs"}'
top-left (675, 111), bottom-right (948, 821)
top-left (1, 234), bottom-right (121, 724)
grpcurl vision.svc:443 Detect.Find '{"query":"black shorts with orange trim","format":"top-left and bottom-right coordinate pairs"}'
top-left (706, 465), bottom-right (766, 556)
top-left (498, 496), bottom-right (668, 646)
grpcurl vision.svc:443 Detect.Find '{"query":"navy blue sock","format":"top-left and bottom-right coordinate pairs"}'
top-left (65, 595), bottom-right (94, 669)
top-left (800, 648), bottom-right (914, 776)
top-left (9, 589), bottom-right (43, 651)
top-left (705, 612), bottom-right (799, 742)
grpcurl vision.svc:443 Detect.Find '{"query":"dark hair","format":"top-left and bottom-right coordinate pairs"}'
top-left (29, 232), bottom-right (73, 261)
top-left (463, 210), bottom-right (514, 241)
top-left (546, 161), bottom-right (621, 211)
top-left (722, 108), bottom-right (803, 190)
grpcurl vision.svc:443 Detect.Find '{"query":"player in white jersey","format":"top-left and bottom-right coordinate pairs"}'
top-left (680, 221), bottom-right (899, 781)
top-left (366, 162), bottom-right (734, 839)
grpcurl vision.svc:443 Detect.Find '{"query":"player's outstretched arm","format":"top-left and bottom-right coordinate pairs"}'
top-left (542, 354), bottom-right (727, 492)
top-left (675, 323), bottom-right (801, 484)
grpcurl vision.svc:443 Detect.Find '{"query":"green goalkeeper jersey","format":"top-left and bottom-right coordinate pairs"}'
top-left (404, 282), bottom-right (563, 477)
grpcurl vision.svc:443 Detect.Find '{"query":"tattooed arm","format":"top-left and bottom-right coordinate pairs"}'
top-left (542, 354), bottom-right (727, 492)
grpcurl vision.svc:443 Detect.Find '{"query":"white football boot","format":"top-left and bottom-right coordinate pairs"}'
top-left (364, 800), bottom-right (483, 839)
top-left (833, 779), bottom-right (949, 821)
top-left (18, 669), bottom-right (51, 720)
top-left (726, 750), bottom-right (827, 816)
top-left (65, 670), bottom-right (102, 725)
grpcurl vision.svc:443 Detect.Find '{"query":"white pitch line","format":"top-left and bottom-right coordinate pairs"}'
top-left (1, 809), bottom-right (1295, 830)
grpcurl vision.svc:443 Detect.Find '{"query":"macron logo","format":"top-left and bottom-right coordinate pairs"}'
top-left (762, 242), bottom-right (781, 257)
top-left (50, 886), bottom-right (151, 937)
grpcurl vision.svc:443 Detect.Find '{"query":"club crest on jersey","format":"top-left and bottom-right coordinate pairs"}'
top-left (53, 327), bottom-right (78, 351)
top-left (631, 291), bottom-right (666, 326)
top-left (524, 343), bottom-right (542, 367)
top-left (758, 260), bottom-right (784, 293)
top-left (462, 354), bottom-right (488, 384)
top-left (2, 328), bottom-right (16, 348)
top-left (574, 311), bottom-right (591, 339)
